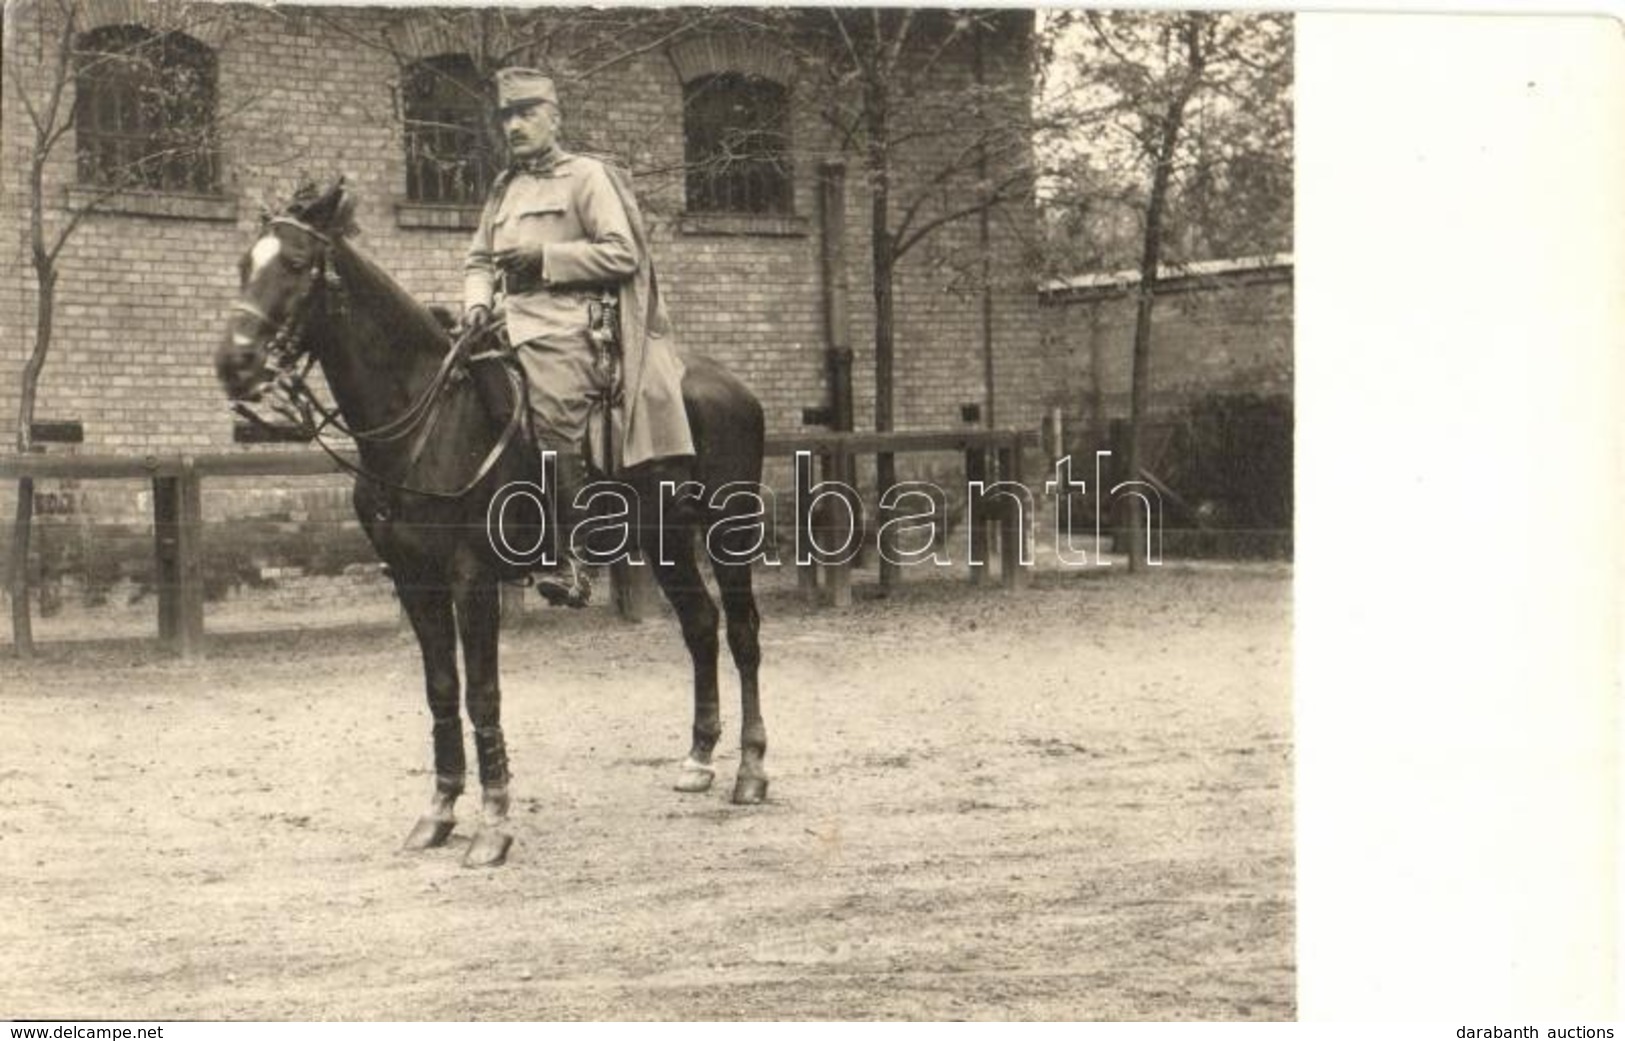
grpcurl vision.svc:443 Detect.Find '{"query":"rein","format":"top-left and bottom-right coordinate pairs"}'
top-left (234, 219), bottom-right (525, 501)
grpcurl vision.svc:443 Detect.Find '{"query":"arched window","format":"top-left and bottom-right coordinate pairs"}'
top-left (403, 54), bottom-right (497, 206)
top-left (683, 72), bottom-right (791, 215)
top-left (75, 25), bottom-right (219, 194)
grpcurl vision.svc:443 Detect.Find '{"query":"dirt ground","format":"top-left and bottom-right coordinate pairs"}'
top-left (0, 562), bottom-right (1293, 1021)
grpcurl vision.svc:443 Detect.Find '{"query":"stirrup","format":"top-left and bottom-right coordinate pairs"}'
top-left (535, 559), bottom-right (592, 609)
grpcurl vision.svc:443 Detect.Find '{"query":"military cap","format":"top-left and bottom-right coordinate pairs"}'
top-left (495, 67), bottom-right (558, 110)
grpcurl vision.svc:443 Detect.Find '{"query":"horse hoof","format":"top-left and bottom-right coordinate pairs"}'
top-left (462, 828), bottom-right (513, 869)
top-left (673, 757), bottom-right (716, 793)
top-left (401, 816), bottom-right (455, 851)
top-left (732, 775), bottom-right (769, 805)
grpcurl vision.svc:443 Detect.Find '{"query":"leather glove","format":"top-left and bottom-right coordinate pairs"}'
top-left (459, 304), bottom-right (492, 337)
top-left (495, 249), bottom-right (544, 285)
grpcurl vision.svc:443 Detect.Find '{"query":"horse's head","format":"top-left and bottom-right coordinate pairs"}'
top-left (216, 177), bottom-right (357, 402)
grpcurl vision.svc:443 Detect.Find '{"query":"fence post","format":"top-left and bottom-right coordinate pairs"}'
top-left (966, 446), bottom-right (990, 586)
top-left (997, 439), bottom-right (1029, 591)
top-left (822, 448), bottom-right (852, 608)
top-left (876, 449), bottom-right (898, 593)
top-left (795, 450), bottom-right (819, 601)
top-left (176, 463), bottom-right (205, 657)
top-left (611, 558), bottom-right (650, 622)
top-left (153, 475), bottom-right (179, 648)
top-left (500, 582), bottom-right (526, 628)
top-left (152, 466), bottom-right (204, 657)
top-left (10, 474), bottom-right (36, 658)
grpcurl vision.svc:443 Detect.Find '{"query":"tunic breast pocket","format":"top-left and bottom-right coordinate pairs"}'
top-left (494, 204), bottom-right (568, 252)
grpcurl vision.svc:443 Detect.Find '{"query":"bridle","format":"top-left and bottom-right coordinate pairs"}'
top-left (230, 217), bottom-right (331, 426)
top-left (231, 215), bottom-right (526, 501)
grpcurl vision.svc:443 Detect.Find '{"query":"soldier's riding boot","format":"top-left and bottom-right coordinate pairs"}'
top-left (536, 444), bottom-right (593, 609)
top-left (536, 555), bottom-right (591, 608)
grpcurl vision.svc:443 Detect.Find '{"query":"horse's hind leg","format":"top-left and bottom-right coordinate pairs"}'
top-left (454, 569), bottom-right (513, 868)
top-left (398, 583), bottom-right (464, 851)
top-left (715, 560), bottom-right (767, 804)
top-left (653, 537), bottom-right (723, 794)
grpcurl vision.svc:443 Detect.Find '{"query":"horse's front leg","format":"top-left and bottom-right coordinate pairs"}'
top-left (652, 542), bottom-right (723, 794)
top-left (455, 568), bottom-right (512, 868)
top-left (398, 582), bottom-right (465, 851)
top-left (716, 561), bottom-right (767, 804)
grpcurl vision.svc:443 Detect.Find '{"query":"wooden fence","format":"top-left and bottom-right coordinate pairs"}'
top-left (2, 428), bottom-right (1033, 657)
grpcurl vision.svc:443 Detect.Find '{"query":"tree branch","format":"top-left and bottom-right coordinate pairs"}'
top-left (908, 11), bottom-right (976, 84)
top-left (1083, 10), bottom-right (1138, 71)
top-left (881, 8), bottom-right (916, 79)
top-left (576, 15), bottom-right (711, 81)
top-left (893, 169), bottom-right (1030, 261)
top-left (38, 0), bottom-right (78, 145)
top-left (827, 9), bottom-right (864, 74)
top-left (890, 130), bottom-right (1019, 244)
top-left (5, 52), bottom-right (48, 136)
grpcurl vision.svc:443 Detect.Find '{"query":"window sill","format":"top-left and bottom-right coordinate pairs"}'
top-left (396, 202), bottom-right (483, 231)
top-left (677, 213), bottom-right (809, 238)
top-left (66, 187), bottom-right (237, 222)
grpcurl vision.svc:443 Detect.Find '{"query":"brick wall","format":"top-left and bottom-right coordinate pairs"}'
top-left (3, 5), bottom-right (1039, 445)
top-left (1, 5), bottom-right (1041, 552)
top-left (1039, 263), bottom-right (1294, 450)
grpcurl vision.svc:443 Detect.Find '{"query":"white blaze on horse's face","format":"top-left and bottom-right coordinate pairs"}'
top-left (231, 236), bottom-right (284, 347)
top-left (219, 231), bottom-right (295, 398)
top-left (247, 235), bottom-right (282, 283)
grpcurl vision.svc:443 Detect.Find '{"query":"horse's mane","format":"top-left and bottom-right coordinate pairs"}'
top-left (279, 178), bottom-right (449, 350)
top-left (332, 239), bottom-right (451, 350)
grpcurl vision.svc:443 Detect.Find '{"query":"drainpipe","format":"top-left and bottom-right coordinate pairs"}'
top-left (974, 27), bottom-right (996, 431)
top-left (812, 160), bottom-right (857, 604)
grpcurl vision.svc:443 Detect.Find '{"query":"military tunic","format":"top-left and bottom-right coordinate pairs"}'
top-left (464, 151), bottom-right (636, 449)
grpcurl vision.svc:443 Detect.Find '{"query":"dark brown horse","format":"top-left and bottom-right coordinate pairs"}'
top-left (216, 178), bottom-right (768, 867)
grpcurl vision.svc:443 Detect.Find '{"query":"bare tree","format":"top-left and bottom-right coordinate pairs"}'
top-left (794, 10), bottom-right (1035, 428)
top-left (4, 0), bottom-right (251, 656)
top-left (1041, 11), bottom-right (1292, 568)
top-left (706, 9), bottom-right (1039, 586)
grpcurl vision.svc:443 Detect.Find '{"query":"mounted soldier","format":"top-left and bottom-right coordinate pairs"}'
top-left (462, 67), bottom-right (694, 607)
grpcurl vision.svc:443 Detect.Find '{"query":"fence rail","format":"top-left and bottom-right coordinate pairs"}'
top-left (4, 428), bottom-right (1035, 657)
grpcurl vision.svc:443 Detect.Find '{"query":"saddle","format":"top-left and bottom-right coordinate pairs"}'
top-left (455, 309), bottom-right (624, 478)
